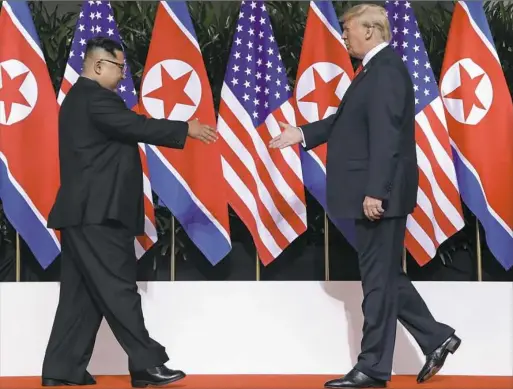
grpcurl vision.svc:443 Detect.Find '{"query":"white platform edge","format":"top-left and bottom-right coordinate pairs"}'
top-left (0, 281), bottom-right (512, 377)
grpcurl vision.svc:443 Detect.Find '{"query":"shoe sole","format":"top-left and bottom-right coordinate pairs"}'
top-left (131, 373), bottom-right (186, 388)
top-left (418, 336), bottom-right (461, 383)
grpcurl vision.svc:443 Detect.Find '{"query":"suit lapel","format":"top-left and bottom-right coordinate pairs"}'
top-left (332, 46), bottom-right (393, 121)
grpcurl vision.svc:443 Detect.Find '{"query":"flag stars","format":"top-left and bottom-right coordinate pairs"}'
top-left (245, 68), bottom-right (251, 75)
top-left (244, 80), bottom-right (251, 88)
top-left (231, 77), bottom-right (239, 86)
top-left (243, 93), bottom-right (250, 101)
top-left (246, 54), bottom-right (252, 62)
top-left (247, 41), bottom-right (253, 49)
top-left (107, 15), bottom-right (114, 23)
top-left (424, 75), bottom-right (430, 83)
top-left (232, 64), bottom-right (240, 72)
top-left (249, 15), bottom-right (256, 23)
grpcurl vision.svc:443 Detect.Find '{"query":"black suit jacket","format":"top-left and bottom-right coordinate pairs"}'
top-left (48, 77), bottom-right (188, 235)
top-left (301, 46), bottom-right (418, 220)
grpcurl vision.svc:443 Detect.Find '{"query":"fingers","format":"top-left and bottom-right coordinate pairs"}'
top-left (269, 135), bottom-right (283, 149)
top-left (363, 199), bottom-right (384, 221)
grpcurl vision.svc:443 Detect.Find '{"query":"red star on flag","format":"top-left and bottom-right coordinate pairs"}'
top-left (0, 69), bottom-right (30, 122)
top-left (299, 68), bottom-right (343, 119)
top-left (444, 63), bottom-right (486, 121)
top-left (143, 66), bottom-right (195, 118)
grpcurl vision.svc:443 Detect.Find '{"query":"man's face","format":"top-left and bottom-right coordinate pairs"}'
top-left (95, 50), bottom-right (126, 91)
top-left (342, 17), bottom-right (368, 59)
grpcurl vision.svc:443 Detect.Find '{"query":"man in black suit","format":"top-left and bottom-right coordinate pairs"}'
top-left (270, 4), bottom-right (460, 388)
top-left (41, 37), bottom-right (217, 388)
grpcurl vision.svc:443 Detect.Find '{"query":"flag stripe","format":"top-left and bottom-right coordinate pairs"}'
top-left (218, 115), bottom-right (295, 247)
top-left (221, 157), bottom-right (279, 262)
top-left (220, 85), bottom-right (307, 226)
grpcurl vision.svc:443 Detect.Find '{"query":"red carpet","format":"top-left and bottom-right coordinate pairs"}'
top-left (1, 375), bottom-right (513, 389)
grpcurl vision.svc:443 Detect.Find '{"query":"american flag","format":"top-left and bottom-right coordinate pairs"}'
top-left (217, 0), bottom-right (307, 265)
top-left (385, 0), bottom-right (465, 265)
top-left (59, 0), bottom-right (157, 259)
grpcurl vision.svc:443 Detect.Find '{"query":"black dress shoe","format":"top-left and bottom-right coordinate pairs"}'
top-left (417, 334), bottom-right (461, 383)
top-left (42, 371), bottom-right (96, 386)
top-left (325, 368), bottom-right (386, 388)
top-left (130, 365), bottom-right (186, 388)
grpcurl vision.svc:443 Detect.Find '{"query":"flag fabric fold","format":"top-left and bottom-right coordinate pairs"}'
top-left (440, 0), bottom-right (513, 269)
top-left (0, 1), bottom-right (61, 268)
top-left (139, 1), bottom-right (231, 265)
top-left (293, 0), bottom-right (356, 248)
top-left (217, 0), bottom-right (308, 265)
top-left (385, 0), bottom-right (465, 265)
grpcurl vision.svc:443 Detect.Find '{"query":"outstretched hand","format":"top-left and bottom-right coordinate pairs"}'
top-left (268, 121), bottom-right (303, 149)
top-left (187, 118), bottom-right (218, 144)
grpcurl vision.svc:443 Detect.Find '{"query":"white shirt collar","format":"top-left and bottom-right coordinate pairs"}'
top-left (362, 42), bottom-right (389, 67)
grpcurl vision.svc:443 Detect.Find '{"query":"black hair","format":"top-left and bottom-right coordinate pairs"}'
top-left (85, 37), bottom-right (124, 59)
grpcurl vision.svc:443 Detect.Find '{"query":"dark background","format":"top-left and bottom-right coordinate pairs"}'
top-left (0, 1), bottom-right (512, 283)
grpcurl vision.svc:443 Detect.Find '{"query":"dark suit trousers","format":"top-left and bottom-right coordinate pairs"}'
top-left (42, 222), bottom-right (168, 383)
top-left (353, 217), bottom-right (454, 381)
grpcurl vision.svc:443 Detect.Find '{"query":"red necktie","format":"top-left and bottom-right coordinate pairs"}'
top-left (354, 63), bottom-right (363, 77)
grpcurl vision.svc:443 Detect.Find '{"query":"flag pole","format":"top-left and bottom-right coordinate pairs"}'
top-left (476, 218), bottom-right (482, 281)
top-left (324, 213), bottom-right (329, 281)
top-left (170, 215), bottom-right (176, 281)
top-left (256, 251), bottom-right (260, 281)
top-left (402, 248), bottom-right (407, 273)
top-left (16, 232), bottom-right (21, 282)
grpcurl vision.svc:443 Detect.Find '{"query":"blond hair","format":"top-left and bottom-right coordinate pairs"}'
top-left (342, 4), bottom-right (391, 42)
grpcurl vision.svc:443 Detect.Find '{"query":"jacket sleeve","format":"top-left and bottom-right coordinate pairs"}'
top-left (300, 114), bottom-right (336, 151)
top-left (365, 65), bottom-right (406, 200)
top-left (88, 87), bottom-right (188, 149)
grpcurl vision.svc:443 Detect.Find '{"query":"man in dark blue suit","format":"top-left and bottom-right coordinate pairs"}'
top-left (270, 4), bottom-right (460, 388)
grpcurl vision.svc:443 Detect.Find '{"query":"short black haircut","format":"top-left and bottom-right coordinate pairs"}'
top-left (85, 36), bottom-right (124, 59)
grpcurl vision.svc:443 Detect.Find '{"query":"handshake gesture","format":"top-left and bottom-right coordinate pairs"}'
top-left (268, 122), bottom-right (303, 149)
top-left (187, 118), bottom-right (218, 144)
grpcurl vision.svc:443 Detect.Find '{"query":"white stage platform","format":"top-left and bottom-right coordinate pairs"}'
top-left (0, 281), bottom-right (511, 377)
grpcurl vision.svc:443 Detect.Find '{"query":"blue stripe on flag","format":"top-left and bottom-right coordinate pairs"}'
top-left (146, 148), bottom-right (231, 265)
top-left (0, 160), bottom-right (60, 269)
top-left (165, 1), bottom-right (198, 41)
top-left (462, 1), bottom-right (495, 50)
top-left (6, 1), bottom-right (42, 49)
top-left (313, 1), bottom-right (343, 34)
top-left (452, 149), bottom-right (513, 270)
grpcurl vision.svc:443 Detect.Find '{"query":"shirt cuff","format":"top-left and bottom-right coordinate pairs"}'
top-left (298, 126), bottom-right (306, 148)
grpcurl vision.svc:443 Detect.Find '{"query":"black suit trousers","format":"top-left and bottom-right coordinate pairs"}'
top-left (42, 222), bottom-right (168, 382)
top-left (353, 217), bottom-right (454, 381)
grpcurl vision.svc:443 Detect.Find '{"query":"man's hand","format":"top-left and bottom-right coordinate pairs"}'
top-left (269, 121), bottom-right (303, 149)
top-left (363, 196), bottom-right (384, 221)
top-left (187, 118), bottom-right (218, 144)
